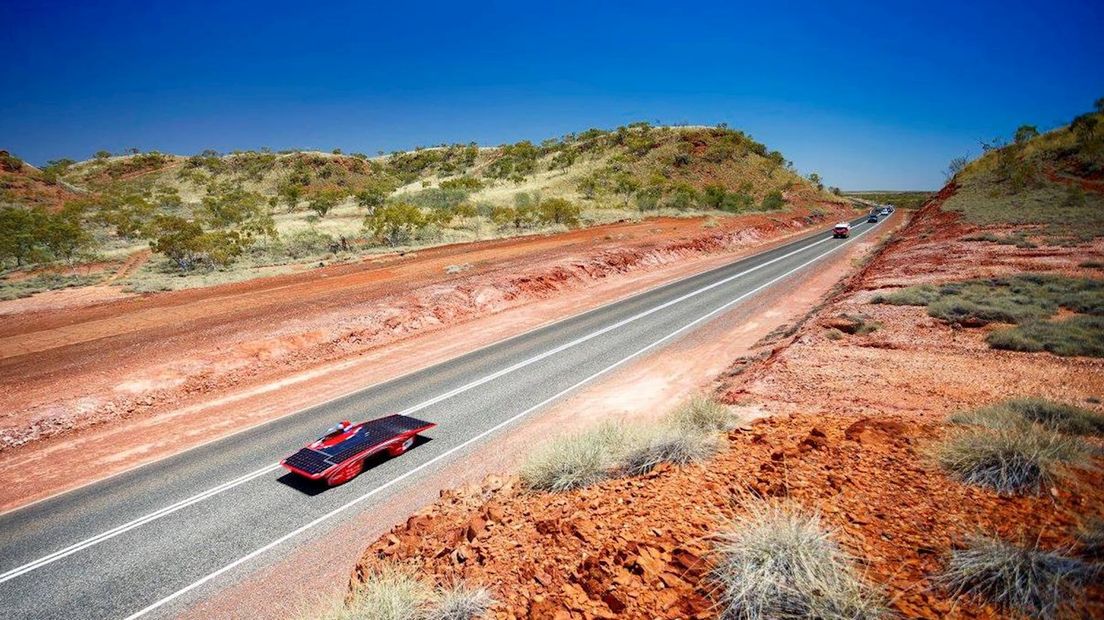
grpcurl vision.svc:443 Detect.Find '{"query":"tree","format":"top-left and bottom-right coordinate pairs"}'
top-left (307, 189), bottom-right (344, 218)
top-left (760, 190), bottom-right (786, 211)
top-left (945, 155), bottom-right (970, 180)
top-left (364, 203), bottom-right (428, 246)
top-left (355, 187), bottom-right (388, 213)
top-left (200, 184), bottom-right (275, 242)
top-left (1013, 124), bottom-right (1039, 145)
top-left (613, 172), bottom-right (640, 205)
top-left (0, 207), bottom-right (45, 266)
top-left (703, 184), bottom-right (727, 209)
top-left (94, 150), bottom-right (112, 160)
top-left (634, 186), bottom-right (662, 212)
top-left (40, 204), bottom-right (93, 263)
top-left (148, 216), bottom-right (244, 271)
top-left (807, 172), bottom-right (823, 191)
top-left (277, 182), bottom-right (303, 212)
top-left (537, 198), bottom-right (580, 227)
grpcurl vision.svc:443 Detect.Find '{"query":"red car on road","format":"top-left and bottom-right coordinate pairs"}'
top-left (832, 222), bottom-right (852, 238)
top-left (281, 414), bottom-right (436, 486)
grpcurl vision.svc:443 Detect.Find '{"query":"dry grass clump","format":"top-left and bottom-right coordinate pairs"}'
top-left (709, 501), bottom-right (886, 619)
top-left (306, 566), bottom-right (494, 620)
top-left (519, 422), bottom-right (629, 492)
top-left (668, 395), bottom-right (742, 433)
top-left (934, 426), bottom-right (1092, 494)
top-left (618, 427), bottom-right (721, 476)
top-left (521, 395), bottom-right (738, 492)
top-left (1078, 518), bottom-right (1104, 559)
top-left (426, 583), bottom-right (495, 620)
top-left (940, 534), bottom-right (1095, 620)
top-left (950, 398), bottom-right (1104, 436)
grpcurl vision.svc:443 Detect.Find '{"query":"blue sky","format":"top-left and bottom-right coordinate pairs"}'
top-left (3, 0), bottom-right (1102, 189)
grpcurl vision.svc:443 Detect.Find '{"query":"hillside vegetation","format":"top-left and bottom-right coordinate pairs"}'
top-left (0, 124), bottom-right (844, 297)
top-left (945, 98), bottom-right (1104, 243)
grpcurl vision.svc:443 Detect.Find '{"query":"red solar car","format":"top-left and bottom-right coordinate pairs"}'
top-left (281, 414), bottom-right (436, 486)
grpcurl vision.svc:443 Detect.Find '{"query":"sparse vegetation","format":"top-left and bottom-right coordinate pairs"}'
top-left (940, 534), bottom-right (1095, 620)
top-left (618, 427), bottom-right (720, 477)
top-left (873, 275), bottom-right (1104, 356)
top-left (667, 395), bottom-right (742, 433)
top-left (520, 396), bottom-right (738, 492)
top-left (519, 422), bottom-right (630, 492)
top-left (987, 315), bottom-right (1104, 357)
top-left (934, 425), bottom-right (1091, 494)
top-left (709, 501), bottom-right (886, 619)
top-left (950, 397), bottom-right (1104, 436)
top-left (308, 564), bottom-right (493, 620)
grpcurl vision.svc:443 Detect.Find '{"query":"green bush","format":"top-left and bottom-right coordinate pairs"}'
top-left (760, 190), bottom-right (786, 211)
top-left (618, 428), bottom-right (719, 476)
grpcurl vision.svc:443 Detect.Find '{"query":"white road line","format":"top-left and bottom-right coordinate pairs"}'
top-left (122, 220), bottom-right (878, 620)
top-left (0, 218), bottom-right (875, 588)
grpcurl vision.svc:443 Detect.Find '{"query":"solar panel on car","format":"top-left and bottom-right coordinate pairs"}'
top-left (283, 448), bottom-right (331, 475)
top-left (296, 414), bottom-right (432, 470)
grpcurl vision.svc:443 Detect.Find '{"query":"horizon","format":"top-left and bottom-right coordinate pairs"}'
top-left (3, 0), bottom-right (1103, 190)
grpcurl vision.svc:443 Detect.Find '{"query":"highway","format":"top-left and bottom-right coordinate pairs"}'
top-left (0, 214), bottom-right (882, 619)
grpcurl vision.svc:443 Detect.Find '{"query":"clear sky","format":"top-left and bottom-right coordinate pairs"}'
top-left (3, 0), bottom-right (1102, 189)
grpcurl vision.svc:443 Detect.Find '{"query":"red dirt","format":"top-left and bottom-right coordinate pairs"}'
top-left (0, 202), bottom-right (855, 511)
top-left (342, 192), bottom-right (1104, 619)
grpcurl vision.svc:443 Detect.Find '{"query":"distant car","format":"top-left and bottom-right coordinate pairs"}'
top-left (281, 414), bottom-right (436, 486)
top-left (832, 222), bottom-right (851, 238)
top-left (867, 213), bottom-right (879, 223)
top-left (880, 208), bottom-right (890, 216)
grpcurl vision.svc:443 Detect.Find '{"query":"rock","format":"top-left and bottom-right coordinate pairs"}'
top-left (466, 515), bottom-right (487, 542)
top-left (603, 590), bottom-right (628, 614)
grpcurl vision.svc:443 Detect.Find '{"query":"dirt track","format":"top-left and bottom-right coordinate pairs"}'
top-left (0, 203), bottom-right (854, 510)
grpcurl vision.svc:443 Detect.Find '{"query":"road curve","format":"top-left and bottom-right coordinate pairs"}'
top-left (0, 214), bottom-right (882, 619)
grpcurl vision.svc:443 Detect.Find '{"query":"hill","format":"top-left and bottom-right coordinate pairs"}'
top-left (1, 124), bottom-right (846, 298)
top-left (0, 151), bottom-right (82, 210)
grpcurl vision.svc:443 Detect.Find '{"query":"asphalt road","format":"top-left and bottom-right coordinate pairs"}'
top-left (0, 214), bottom-right (882, 619)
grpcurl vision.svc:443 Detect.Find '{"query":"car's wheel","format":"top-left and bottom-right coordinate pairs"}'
top-left (387, 436), bottom-right (415, 457)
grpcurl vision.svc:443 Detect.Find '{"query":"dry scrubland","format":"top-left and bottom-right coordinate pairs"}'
top-left (326, 104), bottom-right (1104, 619)
top-left (0, 124), bottom-right (845, 299)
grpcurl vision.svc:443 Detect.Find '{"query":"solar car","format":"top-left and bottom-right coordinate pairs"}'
top-left (281, 414), bottom-right (436, 486)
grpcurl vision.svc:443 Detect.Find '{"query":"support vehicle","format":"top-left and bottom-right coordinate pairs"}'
top-left (832, 222), bottom-right (852, 238)
top-left (281, 414), bottom-right (436, 486)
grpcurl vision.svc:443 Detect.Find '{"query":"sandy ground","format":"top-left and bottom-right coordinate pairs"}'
top-left (178, 209), bottom-right (902, 620)
top-left (0, 202), bottom-right (857, 512)
top-left (325, 192), bottom-right (1103, 619)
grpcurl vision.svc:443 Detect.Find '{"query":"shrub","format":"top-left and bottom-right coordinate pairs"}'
top-left (519, 423), bottom-right (628, 492)
top-left (987, 315), bottom-right (1104, 357)
top-left (710, 502), bottom-right (886, 619)
top-left (934, 426), bottom-right (1091, 494)
top-left (667, 396), bottom-right (740, 433)
top-left (940, 535), bottom-right (1094, 619)
top-left (759, 190), bottom-right (785, 211)
top-left (365, 203), bottom-right (429, 246)
top-left (537, 197), bottom-right (580, 227)
top-left (618, 428), bottom-right (720, 476)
